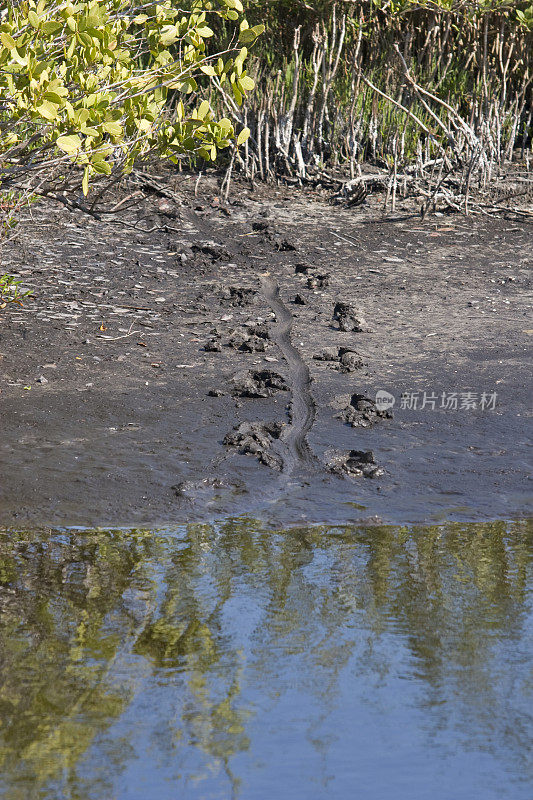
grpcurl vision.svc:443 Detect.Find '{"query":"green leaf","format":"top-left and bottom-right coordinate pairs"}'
top-left (36, 100), bottom-right (59, 121)
top-left (239, 75), bottom-right (255, 91)
top-left (43, 91), bottom-right (65, 105)
top-left (81, 126), bottom-right (100, 137)
top-left (239, 23), bottom-right (264, 43)
top-left (28, 10), bottom-right (40, 29)
top-left (41, 21), bottom-right (62, 35)
top-left (160, 25), bottom-right (178, 46)
top-left (56, 134), bottom-right (82, 154)
top-left (77, 31), bottom-right (93, 48)
top-left (218, 117), bottom-right (233, 135)
top-left (0, 32), bottom-right (16, 50)
top-left (91, 159), bottom-right (112, 175)
top-left (232, 83), bottom-right (243, 106)
top-left (82, 166), bottom-right (90, 196)
top-left (197, 100), bottom-right (210, 120)
top-left (236, 127), bottom-right (250, 146)
top-left (179, 78), bottom-right (197, 94)
top-left (102, 120), bottom-right (123, 137)
top-left (238, 29), bottom-right (256, 44)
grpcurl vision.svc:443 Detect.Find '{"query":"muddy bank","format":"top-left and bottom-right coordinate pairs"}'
top-left (0, 173), bottom-right (531, 526)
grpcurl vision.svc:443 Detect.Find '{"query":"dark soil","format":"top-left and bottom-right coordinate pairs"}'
top-left (0, 170), bottom-right (531, 527)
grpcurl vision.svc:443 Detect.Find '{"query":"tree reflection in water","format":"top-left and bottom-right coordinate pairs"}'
top-left (0, 519), bottom-right (531, 799)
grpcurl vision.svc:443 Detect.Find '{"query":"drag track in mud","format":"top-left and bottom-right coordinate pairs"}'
top-left (259, 274), bottom-right (318, 475)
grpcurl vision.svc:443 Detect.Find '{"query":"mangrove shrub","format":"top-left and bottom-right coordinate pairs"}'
top-left (0, 0), bottom-right (263, 197)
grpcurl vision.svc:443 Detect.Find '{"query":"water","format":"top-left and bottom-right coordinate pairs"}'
top-left (0, 519), bottom-right (532, 799)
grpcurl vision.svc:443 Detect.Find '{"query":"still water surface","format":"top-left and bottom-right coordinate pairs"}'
top-left (0, 519), bottom-right (532, 799)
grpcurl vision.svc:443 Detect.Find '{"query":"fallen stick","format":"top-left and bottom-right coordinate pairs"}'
top-left (97, 330), bottom-right (142, 341)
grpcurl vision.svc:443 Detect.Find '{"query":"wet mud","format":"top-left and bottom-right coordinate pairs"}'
top-left (0, 171), bottom-right (531, 526)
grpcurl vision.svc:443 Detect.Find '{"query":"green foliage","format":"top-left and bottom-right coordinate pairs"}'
top-left (516, 3), bottom-right (533, 30)
top-left (0, 272), bottom-right (33, 309)
top-left (0, 0), bottom-right (262, 194)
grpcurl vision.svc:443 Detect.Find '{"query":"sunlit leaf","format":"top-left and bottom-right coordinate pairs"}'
top-left (56, 134), bottom-right (82, 154)
top-left (236, 127), bottom-right (250, 146)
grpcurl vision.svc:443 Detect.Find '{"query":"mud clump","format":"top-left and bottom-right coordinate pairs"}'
top-left (251, 221), bottom-right (297, 252)
top-left (252, 220), bottom-right (270, 232)
top-left (245, 323), bottom-right (270, 340)
top-left (237, 337), bottom-right (266, 353)
top-left (223, 421), bottom-right (284, 470)
top-left (313, 347), bottom-right (364, 372)
top-left (307, 274), bottom-right (330, 290)
top-left (341, 393), bottom-right (393, 427)
top-left (204, 338), bottom-right (222, 352)
top-left (223, 286), bottom-right (257, 307)
top-left (328, 449), bottom-right (384, 479)
top-left (227, 325), bottom-right (268, 352)
top-left (171, 477), bottom-right (242, 504)
top-left (333, 301), bottom-right (368, 332)
top-left (172, 477), bottom-right (226, 497)
top-left (192, 242), bottom-right (231, 261)
top-left (338, 347), bottom-right (364, 373)
top-left (313, 347), bottom-right (340, 362)
top-left (232, 369), bottom-right (288, 398)
top-left (274, 237), bottom-right (297, 252)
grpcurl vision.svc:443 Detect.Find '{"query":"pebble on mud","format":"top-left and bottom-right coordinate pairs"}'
top-left (328, 449), bottom-right (384, 478)
top-left (223, 421), bottom-right (284, 470)
top-left (232, 369), bottom-right (288, 398)
top-left (341, 393), bottom-right (393, 427)
top-left (333, 301), bottom-right (368, 332)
